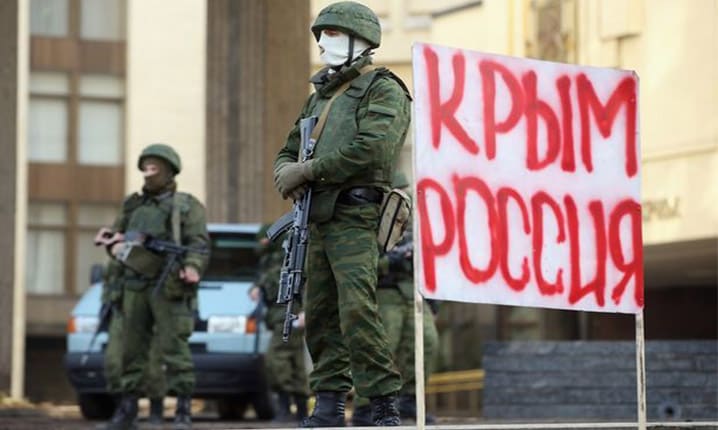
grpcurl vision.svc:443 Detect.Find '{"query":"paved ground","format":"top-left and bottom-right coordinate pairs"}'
top-left (0, 402), bottom-right (716, 430)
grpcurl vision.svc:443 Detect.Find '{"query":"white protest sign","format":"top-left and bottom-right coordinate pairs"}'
top-left (412, 42), bottom-right (643, 314)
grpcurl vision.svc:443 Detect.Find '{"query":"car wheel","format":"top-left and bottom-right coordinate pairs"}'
top-left (252, 391), bottom-right (275, 420)
top-left (217, 395), bottom-right (249, 420)
top-left (78, 393), bottom-right (115, 420)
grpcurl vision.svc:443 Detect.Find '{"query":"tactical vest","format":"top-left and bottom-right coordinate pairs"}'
top-left (120, 191), bottom-right (189, 281)
top-left (307, 68), bottom-right (411, 222)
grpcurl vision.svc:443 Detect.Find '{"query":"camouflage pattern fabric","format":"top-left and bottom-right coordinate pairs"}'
top-left (111, 185), bottom-right (209, 396)
top-left (104, 309), bottom-right (166, 399)
top-left (354, 231), bottom-right (439, 408)
top-left (275, 53), bottom-right (411, 398)
top-left (255, 227), bottom-right (310, 396)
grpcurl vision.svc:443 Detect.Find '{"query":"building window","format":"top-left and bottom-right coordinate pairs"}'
top-left (30, 0), bottom-right (69, 37)
top-left (28, 72), bottom-right (69, 163)
top-left (26, 203), bottom-right (67, 295)
top-left (78, 75), bottom-right (125, 165)
top-left (80, 0), bottom-right (126, 41)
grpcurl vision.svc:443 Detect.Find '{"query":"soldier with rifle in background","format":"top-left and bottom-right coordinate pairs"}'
top-left (253, 224), bottom-right (310, 424)
top-left (94, 144), bottom-right (210, 430)
top-left (271, 1), bottom-right (412, 426)
top-left (352, 172), bottom-right (441, 426)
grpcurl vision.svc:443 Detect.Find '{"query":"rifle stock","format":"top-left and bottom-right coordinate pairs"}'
top-left (274, 116), bottom-right (318, 342)
top-left (81, 302), bottom-right (114, 366)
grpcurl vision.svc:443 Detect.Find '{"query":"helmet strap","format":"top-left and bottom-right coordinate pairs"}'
top-left (345, 35), bottom-right (355, 67)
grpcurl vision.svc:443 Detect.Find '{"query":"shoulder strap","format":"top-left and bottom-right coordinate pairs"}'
top-left (311, 65), bottom-right (374, 142)
top-left (172, 192), bottom-right (185, 245)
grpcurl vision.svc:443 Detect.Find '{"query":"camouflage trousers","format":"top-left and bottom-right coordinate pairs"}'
top-left (354, 288), bottom-right (439, 407)
top-left (104, 310), bottom-right (166, 398)
top-left (266, 323), bottom-right (311, 396)
top-left (305, 203), bottom-right (402, 398)
top-left (120, 285), bottom-right (196, 396)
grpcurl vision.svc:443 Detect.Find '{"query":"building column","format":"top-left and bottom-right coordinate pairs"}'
top-left (206, 0), bottom-right (309, 223)
top-left (0, 0), bottom-right (27, 399)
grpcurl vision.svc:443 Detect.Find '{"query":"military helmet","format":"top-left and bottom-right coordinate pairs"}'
top-left (392, 171), bottom-right (410, 189)
top-left (137, 143), bottom-right (181, 174)
top-left (311, 1), bottom-right (381, 49)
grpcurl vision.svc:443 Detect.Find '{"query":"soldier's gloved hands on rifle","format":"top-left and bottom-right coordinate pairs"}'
top-left (274, 161), bottom-right (315, 199)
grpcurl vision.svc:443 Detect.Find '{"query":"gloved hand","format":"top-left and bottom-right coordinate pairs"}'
top-left (274, 161), bottom-right (314, 196)
top-left (285, 185), bottom-right (308, 201)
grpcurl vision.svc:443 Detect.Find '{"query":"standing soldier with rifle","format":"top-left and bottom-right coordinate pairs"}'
top-left (100, 258), bottom-right (167, 425)
top-left (94, 144), bottom-right (210, 430)
top-left (272, 1), bottom-right (411, 426)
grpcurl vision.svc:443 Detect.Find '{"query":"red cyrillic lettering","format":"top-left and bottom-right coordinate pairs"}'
top-left (577, 74), bottom-right (638, 178)
top-left (565, 197), bottom-right (607, 306)
top-left (608, 199), bottom-right (644, 307)
top-left (523, 71), bottom-right (560, 171)
top-left (454, 175), bottom-right (499, 283)
top-left (479, 60), bottom-right (525, 160)
top-left (424, 46), bottom-right (479, 154)
top-left (530, 192), bottom-right (566, 295)
top-left (417, 178), bottom-right (456, 293)
top-left (497, 187), bottom-right (531, 291)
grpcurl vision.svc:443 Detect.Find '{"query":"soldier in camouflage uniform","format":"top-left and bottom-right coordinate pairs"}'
top-left (351, 173), bottom-right (440, 427)
top-left (102, 259), bottom-right (167, 425)
top-left (273, 1), bottom-right (411, 427)
top-left (95, 144), bottom-right (209, 430)
top-left (254, 225), bottom-right (310, 424)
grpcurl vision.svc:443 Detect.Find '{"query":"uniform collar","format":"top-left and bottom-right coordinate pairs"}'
top-left (311, 55), bottom-right (374, 96)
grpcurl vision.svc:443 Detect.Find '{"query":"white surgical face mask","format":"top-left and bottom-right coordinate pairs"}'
top-left (318, 30), bottom-right (370, 67)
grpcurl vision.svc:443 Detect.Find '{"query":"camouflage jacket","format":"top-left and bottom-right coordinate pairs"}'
top-left (274, 56), bottom-right (412, 223)
top-left (111, 190), bottom-right (210, 282)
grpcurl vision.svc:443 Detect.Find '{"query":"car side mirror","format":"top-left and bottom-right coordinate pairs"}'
top-left (90, 263), bottom-right (104, 285)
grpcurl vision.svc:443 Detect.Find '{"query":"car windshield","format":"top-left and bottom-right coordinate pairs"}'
top-left (202, 231), bottom-right (259, 281)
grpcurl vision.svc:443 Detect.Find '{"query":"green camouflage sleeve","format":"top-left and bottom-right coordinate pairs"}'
top-left (181, 195), bottom-right (210, 274)
top-left (310, 77), bottom-right (411, 183)
top-left (274, 94), bottom-right (316, 169)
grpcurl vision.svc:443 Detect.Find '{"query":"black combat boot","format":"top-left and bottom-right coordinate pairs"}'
top-left (398, 393), bottom-right (436, 424)
top-left (148, 397), bottom-right (164, 424)
top-left (293, 394), bottom-right (308, 422)
top-left (273, 391), bottom-right (293, 422)
top-left (370, 394), bottom-right (401, 426)
top-left (173, 395), bottom-right (192, 430)
top-left (301, 391), bottom-right (347, 427)
top-left (350, 403), bottom-right (372, 427)
top-left (101, 394), bottom-right (138, 430)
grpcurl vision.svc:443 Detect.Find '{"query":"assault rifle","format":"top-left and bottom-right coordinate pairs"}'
top-left (123, 231), bottom-right (209, 297)
top-left (266, 116), bottom-right (318, 342)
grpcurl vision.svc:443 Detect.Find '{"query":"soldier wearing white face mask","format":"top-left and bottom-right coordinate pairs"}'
top-left (273, 1), bottom-right (412, 427)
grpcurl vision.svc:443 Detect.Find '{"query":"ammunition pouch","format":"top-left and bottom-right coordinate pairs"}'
top-left (377, 188), bottom-right (412, 253)
top-left (115, 242), bottom-right (164, 277)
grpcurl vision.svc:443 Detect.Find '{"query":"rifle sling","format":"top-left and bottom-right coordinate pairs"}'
top-left (310, 65), bottom-right (374, 142)
top-left (172, 193), bottom-right (183, 245)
